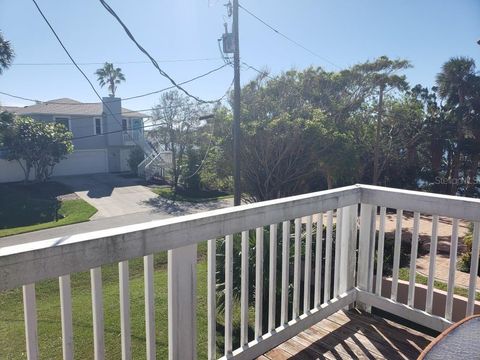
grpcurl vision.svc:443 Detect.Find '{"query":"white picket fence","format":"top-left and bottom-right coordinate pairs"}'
top-left (1, 184), bottom-right (479, 360)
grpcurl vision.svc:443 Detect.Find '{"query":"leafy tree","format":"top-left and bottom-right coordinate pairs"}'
top-left (151, 90), bottom-right (205, 190)
top-left (127, 146), bottom-right (145, 175)
top-left (0, 31), bottom-right (14, 75)
top-left (352, 56), bottom-right (412, 184)
top-left (95, 62), bottom-right (126, 97)
top-left (3, 116), bottom-right (73, 182)
top-left (0, 111), bottom-right (15, 146)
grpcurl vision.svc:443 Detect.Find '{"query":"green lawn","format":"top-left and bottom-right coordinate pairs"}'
top-left (399, 267), bottom-right (480, 301)
top-left (0, 242), bottom-right (254, 359)
top-left (0, 182), bottom-right (97, 237)
top-left (151, 186), bottom-right (232, 203)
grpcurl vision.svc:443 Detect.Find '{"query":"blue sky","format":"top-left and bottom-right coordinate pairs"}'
top-left (0, 0), bottom-right (479, 114)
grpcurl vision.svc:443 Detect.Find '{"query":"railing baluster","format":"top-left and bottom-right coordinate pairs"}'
top-left (119, 261), bottom-right (131, 360)
top-left (207, 240), bottom-right (217, 358)
top-left (314, 213), bottom-right (324, 307)
top-left (467, 222), bottom-right (480, 316)
top-left (59, 275), bottom-right (73, 360)
top-left (357, 204), bottom-right (375, 312)
top-left (240, 231), bottom-right (249, 346)
top-left (407, 212), bottom-right (420, 308)
top-left (269, 224), bottom-right (278, 331)
top-left (391, 209), bottom-right (403, 302)
top-left (143, 255), bottom-right (156, 360)
top-left (445, 219), bottom-right (458, 321)
top-left (323, 211), bottom-right (334, 303)
top-left (303, 216), bottom-right (312, 313)
top-left (168, 244), bottom-right (197, 360)
top-left (426, 215), bottom-right (439, 314)
top-left (375, 207), bottom-right (386, 296)
top-left (280, 221), bottom-right (290, 325)
top-left (368, 207), bottom-right (377, 293)
top-left (90, 267), bottom-right (105, 360)
top-left (224, 235), bottom-right (233, 355)
top-left (255, 228), bottom-right (264, 339)
top-left (293, 218), bottom-right (301, 318)
top-left (333, 208), bottom-right (343, 298)
top-left (333, 209), bottom-right (343, 297)
top-left (23, 284), bottom-right (39, 360)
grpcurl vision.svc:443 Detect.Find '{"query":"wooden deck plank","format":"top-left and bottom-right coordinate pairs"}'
top-left (258, 309), bottom-right (432, 360)
top-left (327, 311), bottom-right (432, 354)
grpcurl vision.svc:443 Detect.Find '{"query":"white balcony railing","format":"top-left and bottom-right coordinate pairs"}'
top-left (1, 185), bottom-right (479, 360)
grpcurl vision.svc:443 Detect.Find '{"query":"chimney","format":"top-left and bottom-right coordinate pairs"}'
top-left (103, 97), bottom-right (122, 145)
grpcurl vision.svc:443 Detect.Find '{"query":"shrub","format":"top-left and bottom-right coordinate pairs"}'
top-left (127, 146), bottom-right (145, 175)
top-left (457, 224), bottom-right (480, 276)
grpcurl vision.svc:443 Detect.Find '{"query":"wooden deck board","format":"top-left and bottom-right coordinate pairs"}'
top-left (261, 309), bottom-right (434, 360)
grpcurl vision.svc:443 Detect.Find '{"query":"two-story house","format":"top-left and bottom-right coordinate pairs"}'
top-left (0, 97), bottom-right (153, 183)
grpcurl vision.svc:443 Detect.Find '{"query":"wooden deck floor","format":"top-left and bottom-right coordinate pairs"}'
top-left (259, 309), bottom-right (435, 360)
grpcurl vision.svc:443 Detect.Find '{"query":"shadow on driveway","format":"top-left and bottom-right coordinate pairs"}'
top-left (144, 196), bottom-right (233, 216)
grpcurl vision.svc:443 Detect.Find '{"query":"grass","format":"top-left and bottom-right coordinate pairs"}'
top-left (151, 186), bottom-right (233, 203)
top-left (0, 242), bottom-right (256, 359)
top-left (398, 267), bottom-right (480, 301)
top-left (0, 182), bottom-right (97, 237)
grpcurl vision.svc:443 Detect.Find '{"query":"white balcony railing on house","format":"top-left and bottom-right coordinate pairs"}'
top-left (1, 185), bottom-right (480, 360)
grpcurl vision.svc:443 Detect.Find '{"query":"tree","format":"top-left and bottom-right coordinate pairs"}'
top-left (95, 62), bottom-right (126, 97)
top-left (151, 90), bottom-right (205, 190)
top-left (436, 57), bottom-right (478, 194)
top-left (353, 56), bottom-right (411, 184)
top-left (0, 31), bottom-right (14, 75)
top-left (3, 116), bottom-right (73, 182)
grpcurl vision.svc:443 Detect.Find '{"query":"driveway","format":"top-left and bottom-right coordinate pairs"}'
top-left (55, 173), bottom-right (158, 219)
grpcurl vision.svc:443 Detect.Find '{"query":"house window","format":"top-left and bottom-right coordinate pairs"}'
top-left (55, 117), bottom-right (70, 130)
top-left (94, 118), bottom-right (103, 135)
top-left (122, 118), bottom-right (128, 131)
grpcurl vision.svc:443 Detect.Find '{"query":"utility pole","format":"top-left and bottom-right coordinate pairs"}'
top-left (232, 0), bottom-right (241, 206)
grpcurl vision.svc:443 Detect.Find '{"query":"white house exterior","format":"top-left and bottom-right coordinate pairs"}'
top-left (0, 97), bottom-right (154, 183)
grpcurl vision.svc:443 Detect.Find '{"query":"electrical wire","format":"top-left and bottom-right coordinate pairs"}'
top-left (31, 0), bottom-right (155, 154)
top-left (11, 57), bottom-right (223, 66)
top-left (241, 61), bottom-right (274, 80)
top-left (122, 63), bottom-right (229, 101)
top-left (238, 3), bottom-right (341, 70)
top-left (99, 0), bottom-right (225, 104)
top-left (0, 64), bottom-right (230, 106)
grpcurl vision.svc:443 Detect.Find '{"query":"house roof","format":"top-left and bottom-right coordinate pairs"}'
top-left (0, 98), bottom-right (147, 118)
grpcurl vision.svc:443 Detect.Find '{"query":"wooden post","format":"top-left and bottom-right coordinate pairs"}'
top-left (339, 205), bottom-right (357, 295)
top-left (168, 244), bottom-right (197, 360)
top-left (357, 204), bottom-right (375, 312)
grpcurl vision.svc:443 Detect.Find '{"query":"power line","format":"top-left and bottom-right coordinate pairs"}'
top-left (0, 64), bottom-right (230, 105)
top-left (99, 0), bottom-right (223, 104)
top-left (241, 61), bottom-right (274, 80)
top-left (238, 3), bottom-right (341, 70)
top-left (31, 0), bottom-right (144, 150)
top-left (70, 121), bottom-right (162, 141)
top-left (122, 63), bottom-right (229, 101)
top-left (11, 57), bottom-right (223, 66)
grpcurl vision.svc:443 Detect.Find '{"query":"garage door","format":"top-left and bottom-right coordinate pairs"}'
top-left (53, 149), bottom-right (108, 176)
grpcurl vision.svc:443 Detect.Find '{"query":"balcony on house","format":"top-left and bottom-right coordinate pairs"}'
top-left (122, 118), bottom-right (143, 144)
top-left (1, 185), bottom-right (479, 359)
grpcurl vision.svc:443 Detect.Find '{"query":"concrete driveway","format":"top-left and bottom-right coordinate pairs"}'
top-left (55, 173), bottom-right (157, 219)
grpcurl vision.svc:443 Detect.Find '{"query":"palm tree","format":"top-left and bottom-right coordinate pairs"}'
top-left (0, 31), bottom-right (14, 75)
top-left (95, 62), bottom-right (126, 97)
top-left (436, 57), bottom-right (477, 194)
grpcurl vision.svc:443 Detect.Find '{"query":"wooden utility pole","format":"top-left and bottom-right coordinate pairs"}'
top-left (232, 0), bottom-right (241, 206)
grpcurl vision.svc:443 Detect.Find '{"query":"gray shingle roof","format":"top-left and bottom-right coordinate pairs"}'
top-left (0, 98), bottom-right (147, 118)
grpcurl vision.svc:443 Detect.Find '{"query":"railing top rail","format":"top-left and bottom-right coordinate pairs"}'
top-left (360, 184), bottom-right (480, 221)
top-left (0, 185), bottom-right (360, 291)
